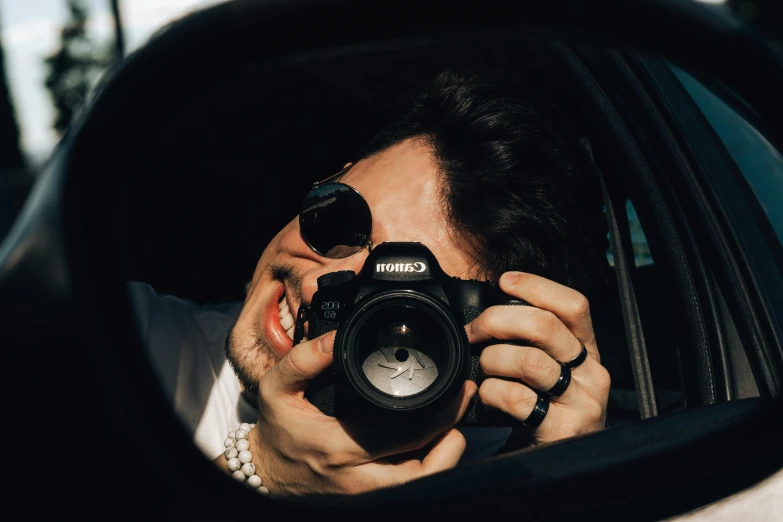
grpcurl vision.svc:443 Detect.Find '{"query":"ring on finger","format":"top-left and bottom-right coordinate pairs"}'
top-left (520, 394), bottom-right (550, 431)
top-left (563, 344), bottom-right (588, 369)
top-left (546, 362), bottom-right (572, 398)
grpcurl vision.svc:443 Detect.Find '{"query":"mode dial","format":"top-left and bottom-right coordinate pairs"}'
top-left (317, 270), bottom-right (356, 289)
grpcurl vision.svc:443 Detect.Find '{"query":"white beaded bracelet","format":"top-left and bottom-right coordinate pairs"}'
top-left (224, 423), bottom-right (270, 496)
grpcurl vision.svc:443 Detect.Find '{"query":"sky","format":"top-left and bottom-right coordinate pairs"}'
top-left (0, 0), bottom-right (225, 168)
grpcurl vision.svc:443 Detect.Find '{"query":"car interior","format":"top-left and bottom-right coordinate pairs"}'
top-left (115, 36), bottom-right (668, 421)
top-left (2, 0), bottom-right (781, 519)
top-left (110, 31), bottom-right (753, 424)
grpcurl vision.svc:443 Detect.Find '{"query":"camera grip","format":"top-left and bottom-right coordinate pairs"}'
top-left (301, 306), bottom-right (340, 416)
top-left (458, 296), bottom-right (528, 427)
top-left (304, 371), bottom-right (338, 416)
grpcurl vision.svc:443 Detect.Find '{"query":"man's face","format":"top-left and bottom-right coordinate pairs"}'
top-left (226, 139), bottom-right (480, 391)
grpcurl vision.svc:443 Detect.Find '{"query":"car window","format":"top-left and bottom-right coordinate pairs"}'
top-left (602, 196), bottom-right (686, 421)
top-left (641, 61), bottom-right (770, 404)
top-left (606, 200), bottom-right (653, 268)
top-left (668, 64), bottom-right (783, 246)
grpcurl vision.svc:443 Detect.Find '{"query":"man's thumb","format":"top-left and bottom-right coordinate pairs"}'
top-left (265, 330), bottom-right (336, 395)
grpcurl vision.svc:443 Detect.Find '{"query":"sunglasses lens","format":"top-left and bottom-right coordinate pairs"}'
top-left (299, 183), bottom-right (372, 258)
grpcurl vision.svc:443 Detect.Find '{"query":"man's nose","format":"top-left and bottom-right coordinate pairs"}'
top-left (299, 250), bottom-right (371, 306)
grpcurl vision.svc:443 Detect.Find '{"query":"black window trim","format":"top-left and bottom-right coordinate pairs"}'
top-left (571, 45), bottom-right (721, 407)
top-left (626, 54), bottom-right (783, 401)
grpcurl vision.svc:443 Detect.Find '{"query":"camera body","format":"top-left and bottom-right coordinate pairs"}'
top-left (301, 242), bottom-right (526, 427)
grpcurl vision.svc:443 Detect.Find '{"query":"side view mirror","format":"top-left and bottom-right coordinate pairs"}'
top-left (1, 1), bottom-right (781, 519)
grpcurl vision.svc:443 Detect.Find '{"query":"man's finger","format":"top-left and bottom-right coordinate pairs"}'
top-left (466, 305), bottom-right (583, 363)
top-left (355, 429), bottom-right (467, 491)
top-left (480, 344), bottom-right (563, 394)
top-left (262, 330), bottom-right (336, 396)
top-left (296, 381), bottom-right (473, 469)
top-left (497, 271), bottom-right (599, 360)
top-left (419, 428), bottom-right (467, 473)
top-left (479, 377), bottom-right (544, 423)
top-left (340, 380), bottom-right (477, 463)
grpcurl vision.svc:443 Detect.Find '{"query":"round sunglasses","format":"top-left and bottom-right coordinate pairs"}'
top-left (299, 164), bottom-right (373, 259)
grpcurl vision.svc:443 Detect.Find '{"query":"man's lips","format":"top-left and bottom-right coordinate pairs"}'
top-left (264, 282), bottom-right (293, 356)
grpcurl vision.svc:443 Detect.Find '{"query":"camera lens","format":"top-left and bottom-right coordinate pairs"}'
top-left (357, 307), bottom-right (442, 398)
top-left (335, 290), bottom-right (469, 414)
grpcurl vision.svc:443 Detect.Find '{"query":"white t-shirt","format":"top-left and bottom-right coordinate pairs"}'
top-left (127, 281), bottom-right (511, 462)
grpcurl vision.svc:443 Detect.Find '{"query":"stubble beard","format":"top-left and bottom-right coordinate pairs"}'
top-left (223, 262), bottom-right (305, 396)
top-left (224, 323), bottom-right (276, 397)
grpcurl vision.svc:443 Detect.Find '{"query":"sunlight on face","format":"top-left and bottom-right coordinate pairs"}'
top-left (227, 138), bottom-right (481, 387)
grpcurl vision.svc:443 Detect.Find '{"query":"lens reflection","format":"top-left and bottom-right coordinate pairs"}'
top-left (355, 306), bottom-right (444, 398)
top-left (299, 182), bottom-right (372, 258)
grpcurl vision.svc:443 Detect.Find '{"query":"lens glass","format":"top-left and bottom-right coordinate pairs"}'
top-left (299, 182), bottom-right (372, 258)
top-left (354, 304), bottom-right (447, 398)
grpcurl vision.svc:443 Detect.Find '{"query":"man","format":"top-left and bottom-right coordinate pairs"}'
top-left (130, 70), bottom-right (611, 496)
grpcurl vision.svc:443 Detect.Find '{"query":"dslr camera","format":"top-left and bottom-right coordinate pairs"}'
top-left (297, 242), bottom-right (526, 427)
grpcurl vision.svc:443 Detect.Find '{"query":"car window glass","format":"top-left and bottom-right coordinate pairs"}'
top-left (668, 63), bottom-right (783, 245)
top-left (606, 200), bottom-right (653, 268)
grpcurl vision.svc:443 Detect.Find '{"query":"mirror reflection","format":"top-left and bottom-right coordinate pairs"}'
top-left (112, 21), bottom-right (771, 498)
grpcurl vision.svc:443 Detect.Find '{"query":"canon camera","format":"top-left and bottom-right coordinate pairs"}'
top-left (296, 242), bottom-right (526, 427)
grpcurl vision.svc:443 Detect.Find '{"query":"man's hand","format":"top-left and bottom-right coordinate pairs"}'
top-left (467, 272), bottom-right (610, 445)
top-left (243, 331), bottom-right (477, 496)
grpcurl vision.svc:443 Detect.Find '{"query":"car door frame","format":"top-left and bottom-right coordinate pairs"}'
top-left (629, 53), bottom-right (783, 400)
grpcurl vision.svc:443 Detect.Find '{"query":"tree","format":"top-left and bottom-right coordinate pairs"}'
top-left (0, 11), bottom-right (31, 241)
top-left (43, 0), bottom-right (112, 135)
top-left (0, 17), bottom-right (25, 174)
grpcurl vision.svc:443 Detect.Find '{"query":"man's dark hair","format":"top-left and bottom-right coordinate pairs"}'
top-left (356, 70), bottom-right (609, 295)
